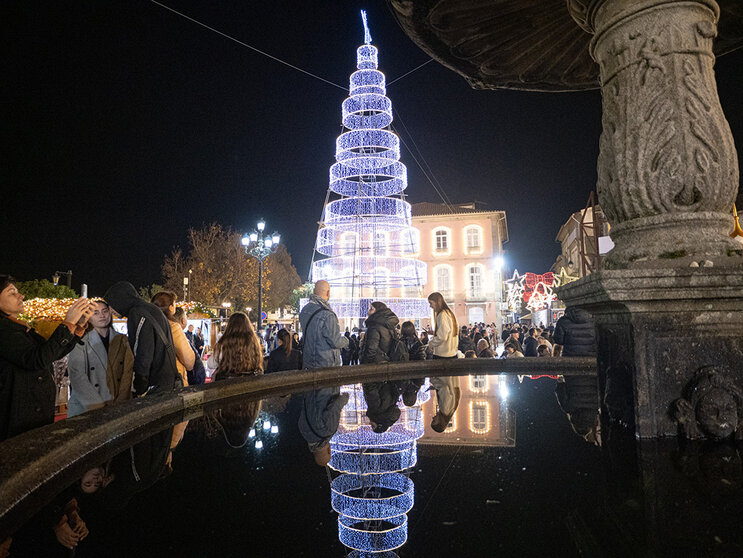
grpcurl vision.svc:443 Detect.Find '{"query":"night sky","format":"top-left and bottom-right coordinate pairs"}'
top-left (3, 1), bottom-right (743, 295)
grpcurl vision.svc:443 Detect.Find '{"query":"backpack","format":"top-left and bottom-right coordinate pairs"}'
top-left (389, 334), bottom-right (410, 363)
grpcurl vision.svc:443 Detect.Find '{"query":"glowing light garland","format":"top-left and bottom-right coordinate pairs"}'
top-left (20, 298), bottom-right (201, 321)
top-left (309, 12), bottom-right (428, 319)
top-left (504, 270), bottom-right (560, 313)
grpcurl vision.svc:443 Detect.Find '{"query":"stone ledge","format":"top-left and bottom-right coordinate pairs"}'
top-left (557, 268), bottom-right (743, 308)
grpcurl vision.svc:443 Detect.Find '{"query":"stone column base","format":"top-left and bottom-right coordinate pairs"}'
top-left (557, 267), bottom-right (743, 438)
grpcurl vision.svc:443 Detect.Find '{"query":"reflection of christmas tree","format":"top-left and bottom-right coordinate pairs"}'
top-left (309, 11), bottom-right (429, 325)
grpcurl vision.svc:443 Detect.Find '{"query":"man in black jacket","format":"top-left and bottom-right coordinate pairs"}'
top-left (104, 281), bottom-right (181, 395)
top-left (553, 307), bottom-right (596, 357)
top-left (523, 328), bottom-right (539, 357)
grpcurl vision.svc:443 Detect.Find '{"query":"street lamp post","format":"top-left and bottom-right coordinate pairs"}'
top-left (242, 220), bottom-right (280, 328)
top-left (52, 270), bottom-right (73, 289)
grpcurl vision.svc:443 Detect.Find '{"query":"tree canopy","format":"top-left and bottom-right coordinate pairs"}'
top-left (16, 279), bottom-right (77, 299)
top-left (161, 223), bottom-right (302, 313)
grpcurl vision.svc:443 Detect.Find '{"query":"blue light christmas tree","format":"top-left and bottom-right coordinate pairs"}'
top-left (310, 10), bottom-right (429, 323)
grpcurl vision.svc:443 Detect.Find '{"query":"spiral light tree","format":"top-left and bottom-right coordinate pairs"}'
top-left (309, 10), bottom-right (429, 327)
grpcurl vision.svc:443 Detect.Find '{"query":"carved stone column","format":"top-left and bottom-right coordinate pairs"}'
top-left (571, 0), bottom-right (741, 268)
top-left (560, 0), bottom-right (743, 439)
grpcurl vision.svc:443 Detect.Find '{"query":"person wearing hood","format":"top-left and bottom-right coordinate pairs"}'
top-left (0, 275), bottom-right (96, 441)
top-left (103, 281), bottom-right (181, 395)
top-left (553, 306), bottom-right (596, 357)
top-left (359, 302), bottom-right (404, 433)
top-left (360, 301), bottom-right (399, 365)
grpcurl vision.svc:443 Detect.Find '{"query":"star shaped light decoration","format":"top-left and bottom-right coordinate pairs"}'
top-left (504, 269), bottom-right (525, 312)
top-left (553, 267), bottom-right (579, 288)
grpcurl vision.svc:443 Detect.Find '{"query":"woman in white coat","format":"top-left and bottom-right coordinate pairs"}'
top-left (426, 292), bottom-right (462, 433)
top-left (67, 301), bottom-right (134, 416)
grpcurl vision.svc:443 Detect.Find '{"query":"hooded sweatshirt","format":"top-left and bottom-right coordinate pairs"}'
top-left (103, 281), bottom-right (181, 395)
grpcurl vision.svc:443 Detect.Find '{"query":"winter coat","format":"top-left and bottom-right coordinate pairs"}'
top-left (404, 336), bottom-right (427, 361)
top-left (298, 387), bottom-right (347, 451)
top-left (477, 348), bottom-right (495, 359)
top-left (458, 335), bottom-right (475, 354)
top-left (0, 317), bottom-right (79, 440)
top-left (555, 376), bottom-right (600, 415)
top-left (67, 329), bottom-right (134, 416)
top-left (103, 281), bottom-right (181, 395)
top-left (553, 307), bottom-right (596, 357)
top-left (360, 307), bottom-right (399, 364)
top-left (299, 295), bottom-right (348, 369)
top-left (169, 320), bottom-right (194, 387)
top-left (266, 347), bottom-right (303, 373)
top-left (523, 336), bottom-right (539, 357)
top-left (363, 381), bottom-right (401, 432)
top-left (187, 339), bottom-right (206, 385)
top-left (428, 311), bottom-right (458, 357)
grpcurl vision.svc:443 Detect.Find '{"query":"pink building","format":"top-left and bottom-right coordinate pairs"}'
top-left (411, 202), bottom-right (508, 328)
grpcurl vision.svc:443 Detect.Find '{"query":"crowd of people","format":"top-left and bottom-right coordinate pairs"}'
top-left (0, 270), bottom-right (597, 555)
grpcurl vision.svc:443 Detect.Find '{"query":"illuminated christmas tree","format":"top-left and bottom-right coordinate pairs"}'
top-left (310, 11), bottom-right (429, 325)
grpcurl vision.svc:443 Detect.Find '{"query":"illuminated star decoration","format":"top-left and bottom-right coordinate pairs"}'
top-left (553, 266), bottom-right (579, 287)
top-left (504, 270), bottom-right (525, 312)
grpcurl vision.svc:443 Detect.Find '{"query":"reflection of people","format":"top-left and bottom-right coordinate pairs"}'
top-left (298, 281), bottom-right (349, 464)
top-left (425, 292), bottom-right (462, 433)
top-left (674, 367), bottom-right (742, 440)
top-left (555, 376), bottom-right (600, 444)
top-left (364, 381), bottom-right (401, 433)
top-left (0, 275), bottom-right (95, 440)
top-left (67, 301), bottom-right (134, 416)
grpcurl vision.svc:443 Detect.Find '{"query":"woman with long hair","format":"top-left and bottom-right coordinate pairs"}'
top-left (211, 312), bottom-right (263, 378)
top-left (426, 292), bottom-right (462, 433)
top-left (151, 291), bottom-right (194, 387)
top-left (266, 328), bottom-right (302, 373)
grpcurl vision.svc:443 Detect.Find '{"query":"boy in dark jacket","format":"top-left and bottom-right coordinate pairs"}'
top-left (103, 281), bottom-right (181, 395)
top-left (553, 307), bottom-right (596, 357)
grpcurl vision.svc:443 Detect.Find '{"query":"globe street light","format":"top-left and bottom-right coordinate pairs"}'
top-left (242, 219), bottom-right (281, 327)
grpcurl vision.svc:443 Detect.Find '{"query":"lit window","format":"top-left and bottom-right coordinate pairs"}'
top-left (467, 265), bottom-right (483, 298)
top-left (472, 405), bottom-right (487, 431)
top-left (436, 230), bottom-right (448, 251)
top-left (465, 226), bottom-right (482, 254)
top-left (374, 231), bottom-right (387, 255)
top-left (435, 265), bottom-right (452, 298)
top-left (432, 227), bottom-right (451, 255)
top-left (469, 375), bottom-right (488, 392)
top-left (341, 232), bottom-right (357, 256)
top-left (469, 400), bottom-right (491, 434)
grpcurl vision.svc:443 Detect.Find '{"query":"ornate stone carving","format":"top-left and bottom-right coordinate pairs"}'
top-left (673, 366), bottom-right (743, 440)
top-left (387, 0), bottom-right (743, 92)
top-left (590, 0), bottom-right (742, 267)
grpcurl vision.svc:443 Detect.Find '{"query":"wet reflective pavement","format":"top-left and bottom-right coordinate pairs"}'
top-left (6, 374), bottom-right (743, 557)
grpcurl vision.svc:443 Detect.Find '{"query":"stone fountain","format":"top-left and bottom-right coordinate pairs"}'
top-left (388, 0), bottom-right (743, 438)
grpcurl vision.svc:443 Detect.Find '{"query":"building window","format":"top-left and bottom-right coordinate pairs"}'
top-left (468, 306), bottom-right (484, 325)
top-left (464, 225), bottom-right (483, 254)
top-left (434, 265), bottom-right (452, 298)
top-left (467, 265), bottom-right (483, 299)
top-left (469, 400), bottom-right (490, 434)
top-left (471, 404), bottom-right (488, 433)
top-left (432, 227), bottom-right (451, 255)
top-left (469, 375), bottom-right (488, 392)
top-left (373, 232), bottom-right (387, 255)
top-left (341, 232), bottom-right (357, 256)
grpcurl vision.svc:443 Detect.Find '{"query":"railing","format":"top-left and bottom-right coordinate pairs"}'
top-left (0, 357), bottom-right (595, 539)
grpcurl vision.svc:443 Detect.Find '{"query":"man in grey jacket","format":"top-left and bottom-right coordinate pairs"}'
top-left (297, 280), bottom-right (349, 465)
